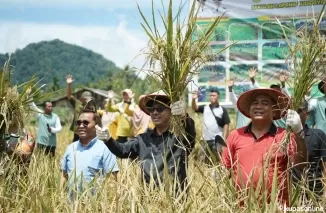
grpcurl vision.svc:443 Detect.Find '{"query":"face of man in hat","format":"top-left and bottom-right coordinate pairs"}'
top-left (249, 94), bottom-right (276, 122)
top-left (122, 92), bottom-right (130, 102)
top-left (147, 102), bottom-right (171, 127)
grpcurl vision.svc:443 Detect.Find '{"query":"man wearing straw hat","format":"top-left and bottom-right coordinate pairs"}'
top-left (222, 88), bottom-right (307, 205)
top-left (96, 90), bottom-right (196, 194)
top-left (307, 78), bottom-right (326, 134)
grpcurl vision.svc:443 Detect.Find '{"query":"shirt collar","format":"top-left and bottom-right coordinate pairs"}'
top-left (209, 103), bottom-right (220, 108)
top-left (149, 128), bottom-right (171, 137)
top-left (77, 137), bottom-right (97, 149)
top-left (244, 122), bottom-right (277, 136)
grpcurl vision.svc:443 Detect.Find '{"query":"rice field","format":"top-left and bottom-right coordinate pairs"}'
top-left (1, 109), bottom-right (325, 212)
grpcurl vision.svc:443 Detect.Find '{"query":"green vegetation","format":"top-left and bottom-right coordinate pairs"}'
top-left (262, 22), bottom-right (293, 39)
top-left (230, 64), bottom-right (257, 81)
top-left (261, 64), bottom-right (287, 82)
top-left (0, 39), bottom-right (121, 88)
top-left (229, 23), bottom-right (258, 40)
top-left (230, 43), bottom-right (258, 61)
top-left (0, 40), bottom-right (160, 101)
top-left (262, 44), bottom-right (288, 60)
top-left (215, 24), bottom-right (227, 41)
top-left (198, 65), bottom-right (225, 83)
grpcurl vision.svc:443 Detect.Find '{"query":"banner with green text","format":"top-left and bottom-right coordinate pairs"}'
top-left (189, 0), bottom-right (325, 106)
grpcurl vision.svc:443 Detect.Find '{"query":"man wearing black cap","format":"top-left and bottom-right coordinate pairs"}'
top-left (96, 91), bottom-right (196, 195)
top-left (66, 75), bottom-right (96, 142)
top-left (307, 79), bottom-right (326, 134)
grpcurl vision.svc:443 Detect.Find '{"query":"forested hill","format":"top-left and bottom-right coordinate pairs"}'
top-left (0, 39), bottom-right (122, 87)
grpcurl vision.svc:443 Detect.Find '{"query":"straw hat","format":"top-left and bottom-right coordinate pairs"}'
top-left (139, 90), bottom-right (171, 115)
top-left (237, 88), bottom-right (290, 120)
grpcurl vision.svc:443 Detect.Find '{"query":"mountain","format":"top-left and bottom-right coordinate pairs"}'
top-left (0, 39), bottom-right (122, 88)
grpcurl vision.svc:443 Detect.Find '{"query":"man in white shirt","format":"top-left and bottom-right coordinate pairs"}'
top-left (30, 101), bottom-right (62, 156)
top-left (192, 88), bottom-right (230, 163)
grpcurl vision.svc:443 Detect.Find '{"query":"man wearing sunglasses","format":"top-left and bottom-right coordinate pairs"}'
top-left (61, 110), bottom-right (119, 200)
top-left (96, 91), bottom-right (196, 195)
top-left (66, 75), bottom-right (97, 143)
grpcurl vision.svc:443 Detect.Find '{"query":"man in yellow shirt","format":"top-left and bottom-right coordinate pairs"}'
top-left (106, 89), bottom-right (134, 143)
top-left (97, 98), bottom-right (119, 140)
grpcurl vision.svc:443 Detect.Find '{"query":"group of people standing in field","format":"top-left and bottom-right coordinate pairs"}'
top-left (28, 71), bottom-right (326, 206)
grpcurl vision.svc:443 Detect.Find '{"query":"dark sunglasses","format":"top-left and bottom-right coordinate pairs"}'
top-left (75, 120), bottom-right (90, 127)
top-left (147, 105), bottom-right (167, 113)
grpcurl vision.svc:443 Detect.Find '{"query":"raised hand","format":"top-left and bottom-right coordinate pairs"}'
top-left (286, 109), bottom-right (303, 133)
top-left (95, 125), bottom-right (111, 141)
top-left (107, 90), bottom-right (114, 99)
top-left (228, 79), bottom-right (235, 88)
top-left (170, 101), bottom-right (186, 117)
top-left (279, 71), bottom-right (289, 83)
top-left (248, 67), bottom-right (257, 79)
top-left (66, 75), bottom-right (74, 84)
top-left (192, 91), bottom-right (198, 100)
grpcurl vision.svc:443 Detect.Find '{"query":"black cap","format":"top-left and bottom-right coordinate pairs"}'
top-left (209, 88), bottom-right (220, 94)
top-left (318, 81), bottom-right (325, 94)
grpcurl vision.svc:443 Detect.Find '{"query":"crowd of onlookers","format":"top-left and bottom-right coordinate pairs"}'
top-left (26, 72), bottom-right (326, 206)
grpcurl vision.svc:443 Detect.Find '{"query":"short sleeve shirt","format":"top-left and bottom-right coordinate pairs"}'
top-left (61, 137), bottom-right (119, 194)
top-left (196, 104), bottom-right (230, 140)
top-left (309, 96), bottom-right (326, 134)
top-left (222, 123), bottom-right (296, 204)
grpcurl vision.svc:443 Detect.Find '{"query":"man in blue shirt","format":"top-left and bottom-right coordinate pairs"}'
top-left (61, 110), bottom-right (119, 200)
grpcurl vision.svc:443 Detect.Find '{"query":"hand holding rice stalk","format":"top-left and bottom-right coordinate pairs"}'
top-left (0, 57), bottom-right (52, 138)
top-left (277, 6), bottom-right (326, 151)
top-left (137, 0), bottom-right (228, 136)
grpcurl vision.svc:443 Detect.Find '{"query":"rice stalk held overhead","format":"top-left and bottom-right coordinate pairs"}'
top-left (137, 0), bottom-right (230, 137)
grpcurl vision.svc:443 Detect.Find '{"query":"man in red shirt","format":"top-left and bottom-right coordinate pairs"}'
top-left (222, 88), bottom-right (307, 205)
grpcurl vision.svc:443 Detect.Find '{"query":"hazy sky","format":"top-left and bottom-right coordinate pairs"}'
top-left (0, 0), bottom-right (187, 70)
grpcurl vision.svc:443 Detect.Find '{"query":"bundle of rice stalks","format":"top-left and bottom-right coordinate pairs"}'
top-left (279, 6), bottom-right (326, 111)
top-left (138, 0), bottom-right (229, 136)
top-left (0, 57), bottom-right (47, 138)
top-left (277, 5), bottom-right (326, 201)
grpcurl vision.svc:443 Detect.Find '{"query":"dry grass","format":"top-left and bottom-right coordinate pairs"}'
top-left (0, 110), bottom-right (324, 212)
